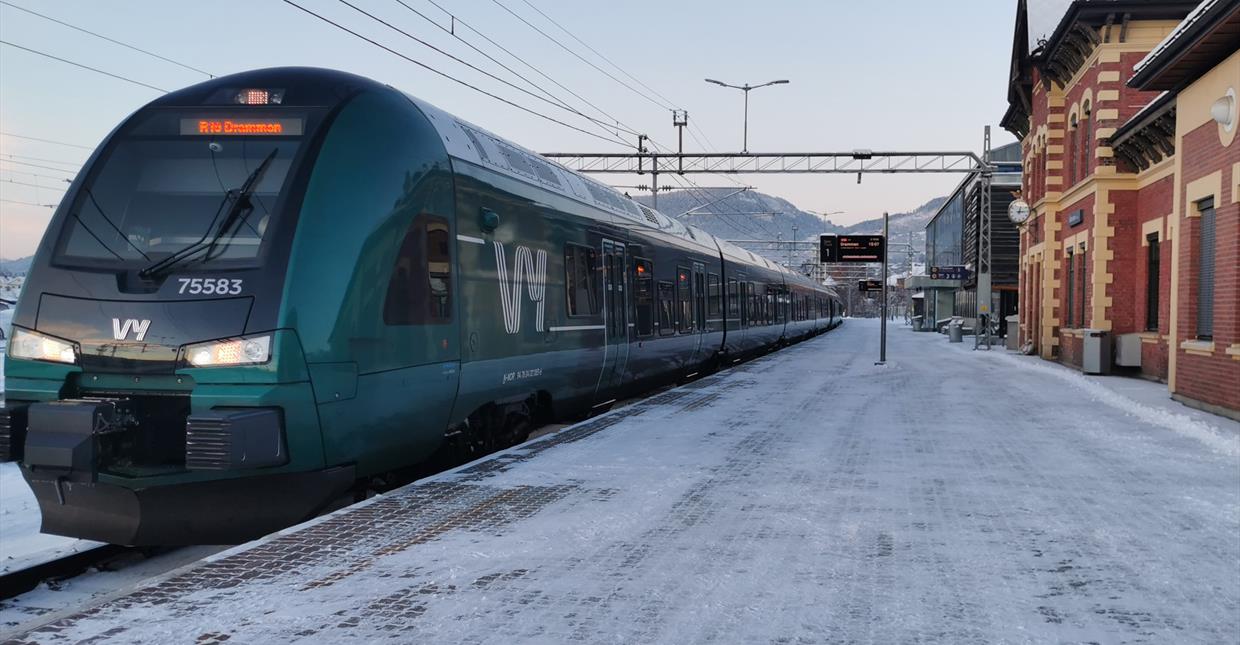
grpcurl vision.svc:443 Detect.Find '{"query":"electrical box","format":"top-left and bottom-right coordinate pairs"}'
top-left (1115, 333), bottom-right (1143, 368)
top-left (1082, 329), bottom-right (1112, 375)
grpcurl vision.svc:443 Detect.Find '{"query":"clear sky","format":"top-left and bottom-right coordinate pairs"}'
top-left (0, 0), bottom-right (1018, 260)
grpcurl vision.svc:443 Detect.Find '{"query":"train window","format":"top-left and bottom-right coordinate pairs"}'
top-left (744, 280), bottom-right (753, 324)
top-left (635, 258), bottom-right (654, 337)
top-left (657, 281), bottom-right (674, 336)
top-left (383, 215), bottom-right (452, 325)
top-left (707, 274), bottom-right (721, 320)
top-left (739, 281), bottom-right (748, 326)
top-left (728, 279), bottom-right (739, 320)
top-left (676, 266), bottom-right (693, 333)
top-left (565, 244), bottom-right (600, 317)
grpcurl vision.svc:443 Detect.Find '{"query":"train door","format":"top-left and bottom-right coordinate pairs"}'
top-left (596, 239), bottom-right (629, 399)
top-left (692, 261), bottom-right (706, 357)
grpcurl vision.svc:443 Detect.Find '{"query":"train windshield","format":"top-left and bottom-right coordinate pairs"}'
top-left (54, 112), bottom-right (307, 270)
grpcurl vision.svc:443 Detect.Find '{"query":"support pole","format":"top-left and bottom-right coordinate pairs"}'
top-left (742, 88), bottom-right (750, 154)
top-left (879, 211), bottom-right (889, 365)
top-left (976, 126), bottom-right (993, 350)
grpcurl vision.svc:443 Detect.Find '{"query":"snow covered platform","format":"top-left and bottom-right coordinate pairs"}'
top-left (5, 319), bottom-right (1238, 643)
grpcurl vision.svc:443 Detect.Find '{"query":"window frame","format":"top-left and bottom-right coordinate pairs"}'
top-left (1145, 233), bottom-right (1159, 332)
top-left (564, 242), bottom-right (601, 318)
top-left (1078, 244), bottom-right (1087, 328)
top-left (1196, 198), bottom-right (1216, 340)
top-left (707, 273), bottom-right (722, 320)
top-left (676, 265), bottom-right (693, 334)
top-left (1065, 247), bottom-right (1075, 327)
top-left (382, 213), bottom-right (453, 326)
top-left (634, 257), bottom-right (654, 338)
top-left (657, 280), bottom-right (675, 336)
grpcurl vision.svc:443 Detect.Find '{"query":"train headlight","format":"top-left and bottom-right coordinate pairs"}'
top-left (183, 334), bottom-right (271, 367)
top-left (10, 328), bottom-right (78, 364)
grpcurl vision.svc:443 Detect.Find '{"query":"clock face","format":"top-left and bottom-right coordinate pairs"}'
top-left (1008, 199), bottom-right (1031, 224)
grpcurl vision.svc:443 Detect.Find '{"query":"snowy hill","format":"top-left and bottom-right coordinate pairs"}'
top-left (634, 190), bottom-right (943, 265)
top-left (0, 256), bottom-right (32, 276)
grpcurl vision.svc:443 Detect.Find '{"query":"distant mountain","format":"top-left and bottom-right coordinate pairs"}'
top-left (635, 190), bottom-right (943, 267)
top-left (0, 256), bottom-right (32, 276)
top-left (635, 189), bottom-right (844, 242)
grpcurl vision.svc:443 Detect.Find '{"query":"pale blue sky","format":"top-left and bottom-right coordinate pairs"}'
top-left (0, 0), bottom-right (1017, 259)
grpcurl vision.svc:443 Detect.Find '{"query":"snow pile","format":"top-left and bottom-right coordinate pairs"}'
top-left (989, 349), bottom-right (1240, 458)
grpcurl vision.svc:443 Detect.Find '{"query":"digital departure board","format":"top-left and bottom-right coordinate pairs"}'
top-left (180, 118), bottom-right (303, 136)
top-left (820, 234), bottom-right (885, 263)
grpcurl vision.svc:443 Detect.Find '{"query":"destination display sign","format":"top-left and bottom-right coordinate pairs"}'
top-left (837, 235), bottom-right (885, 262)
top-left (930, 265), bottom-right (969, 280)
top-left (857, 279), bottom-right (883, 292)
top-left (180, 117), bottom-right (304, 136)
top-left (820, 234), bottom-right (885, 263)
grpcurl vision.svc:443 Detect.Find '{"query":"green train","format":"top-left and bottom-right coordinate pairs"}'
top-left (0, 68), bottom-right (841, 545)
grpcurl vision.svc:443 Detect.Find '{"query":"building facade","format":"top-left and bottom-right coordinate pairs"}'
top-left (922, 142), bottom-right (1023, 331)
top-left (1003, 0), bottom-right (1239, 418)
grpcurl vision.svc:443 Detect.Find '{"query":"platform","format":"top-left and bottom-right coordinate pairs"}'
top-left (4, 319), bottom-right (1238, 643)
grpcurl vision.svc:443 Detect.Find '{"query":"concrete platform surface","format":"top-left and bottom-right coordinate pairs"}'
top-left (5, 319), bottom-right (1238, 644)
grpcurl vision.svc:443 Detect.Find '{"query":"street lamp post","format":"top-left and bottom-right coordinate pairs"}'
top-left (704, 78), bottom-right (789, 153)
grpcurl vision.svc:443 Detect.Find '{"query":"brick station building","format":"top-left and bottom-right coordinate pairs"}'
top-left (1002, 0), bottom-right (1239, 419)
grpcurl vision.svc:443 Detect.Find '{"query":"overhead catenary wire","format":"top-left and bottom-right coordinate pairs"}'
top-left (0, 132), bottom-right (93, 150)
top-left (418, 0), bottom-right (644, 143)
top-left (281, 0), bottom-right (630, 148)
top-left (337, 0), bottom-right (639, 142)
top-left (0, 40), bottom-right (167, 93)
top-left (517, 0), bottom-right (679, 109)
top-left (0, 158), bottom-right (80, 174)
top-left (0, 168), bottom-right (72, 183)
top-left (489, 0), bottom-right (670, 112)
top-left (0, 197), bottom-right (56, 208)
top-left (0, 153), bottom-right (82, 168)
top-left (0, 1), bottom-right (213, 77)
top-left (2, 178), bottom-right (68, 191)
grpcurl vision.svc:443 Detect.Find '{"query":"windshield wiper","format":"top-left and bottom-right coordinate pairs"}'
top-left (139, 148), bottom-right (278, 278)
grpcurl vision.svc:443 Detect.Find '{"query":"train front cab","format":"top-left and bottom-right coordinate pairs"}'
top-left (0, 68), bottom-right (461, 545)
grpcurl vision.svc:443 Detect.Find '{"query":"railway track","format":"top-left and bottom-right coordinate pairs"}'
top-left (0, 545), bottom-right (134, 600)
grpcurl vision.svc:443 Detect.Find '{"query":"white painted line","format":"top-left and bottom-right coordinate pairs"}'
top-left (548, 325), bottom-right (606, 332)
top-left (457, 234), bottom-right (486, 245)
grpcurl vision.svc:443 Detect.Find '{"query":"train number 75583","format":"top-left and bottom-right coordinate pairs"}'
top-left (178, 278), bottom-right (243, 295)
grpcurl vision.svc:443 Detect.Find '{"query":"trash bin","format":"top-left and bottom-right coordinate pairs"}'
top-left (1082, 329), bottom-right (1112, 374)
top-left (948, 322), bottom-right (963, 343)
top-left (1005, 315), bottom-right (1019, 350)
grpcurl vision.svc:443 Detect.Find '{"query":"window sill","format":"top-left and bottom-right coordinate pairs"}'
top-left (1226, 344), bottom-right (1240, 360)
top-left (1180, 340), bottom-right (1215, 356)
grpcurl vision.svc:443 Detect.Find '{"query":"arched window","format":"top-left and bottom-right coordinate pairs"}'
top-left (1069, 114), bottom-right (1079, 185)
top-left (1081, 101), bottom-right (1092, 177)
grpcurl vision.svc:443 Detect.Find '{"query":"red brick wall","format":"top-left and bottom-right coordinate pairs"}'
top-left (1141, 339), bottom-right (1169, 380)
top-left (1059, 333), bottom-right (1083, 368)
top-left (1174, 122), bottom-right (1239, 412)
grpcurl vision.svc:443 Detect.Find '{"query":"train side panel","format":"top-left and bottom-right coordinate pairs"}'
top-left (280, 90), bottom-right (459, 477)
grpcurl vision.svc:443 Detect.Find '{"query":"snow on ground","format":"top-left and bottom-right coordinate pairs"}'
top-left (0, 463), bottom-right (103, 576)
top-left (956, 339), bottom-right (1240, 457)
top-left (3, 319), bottom-right (1239, 643)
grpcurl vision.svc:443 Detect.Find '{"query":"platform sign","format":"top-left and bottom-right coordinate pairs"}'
top-left (819, 235), bottom-right (839, 263)
top-left (930, 265), bottom-right (969, 280)
top-left (836, 235), bottom-right (885, 262)
top-left (857, 279), bottom-right (883, 292)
